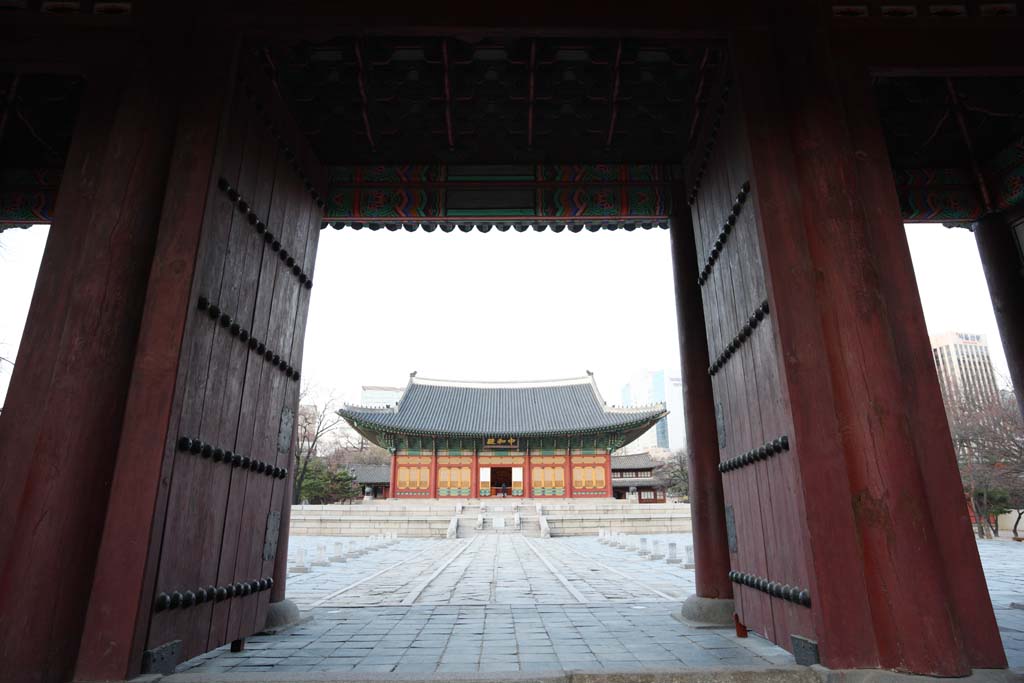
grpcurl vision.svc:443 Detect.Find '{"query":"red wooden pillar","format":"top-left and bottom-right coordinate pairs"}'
top-left (728, 28), bottom-right (1005, 674)
top-left (669, 199), bottom-right (734, 604)
top-left (524, 446), bottom-right (532, 498)
top-left (471, 446), bottom-right (479, 498)
top-left (431, 440), bottom-right (439, 499)
top-left (389, 450), bottom-right (399, 499)
top-left (0, 52), bottom-right (179, 683)
top-left (975, 212), bottom-right (1024, 419)
top-left (566, 444), bottom-right (573, 499)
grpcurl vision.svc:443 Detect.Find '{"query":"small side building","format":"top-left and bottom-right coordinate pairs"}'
top-left (610, 452), bottom-right (666, 503)
top-left (347, 464), bottom-right (391, 499)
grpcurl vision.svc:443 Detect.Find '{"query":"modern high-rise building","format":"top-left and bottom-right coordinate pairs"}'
top-left (619, 370), bottom-right (686, 455)
top-left (930, 331), bottom-right (1000, 405)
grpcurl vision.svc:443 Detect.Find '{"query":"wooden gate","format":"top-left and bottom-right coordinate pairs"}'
top-left (139, 51), bottom-right (324, 667)
top-left (686, 75), bottom-right (816, 654)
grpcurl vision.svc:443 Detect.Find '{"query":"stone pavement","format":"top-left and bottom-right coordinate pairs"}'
top-left (171, 535), bottom-right (1024, 678)
top-left (978, 540), bottom-right (1024, 671)
top-left (283, 535), bottom-right (697, 608)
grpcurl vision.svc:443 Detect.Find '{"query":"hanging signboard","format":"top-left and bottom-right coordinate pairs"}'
top-left (482, 436), bottom-right (519, 448)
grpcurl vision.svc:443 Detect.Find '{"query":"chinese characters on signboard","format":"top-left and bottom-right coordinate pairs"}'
top-left (483, 436), bottom-right (518, 448)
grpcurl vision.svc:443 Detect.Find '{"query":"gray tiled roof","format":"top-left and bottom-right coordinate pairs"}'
top-left (610, 453), bottom-right (658, 470)
top-left (346, 464), bottom-right (391, 483)
top-left (338, 374), bottom-right (666, 438)
top-left (611, 477), bottom-right (664, 488)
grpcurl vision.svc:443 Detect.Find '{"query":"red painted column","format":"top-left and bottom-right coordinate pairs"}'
top-left (669, 200), bottom-right (733, 601)
top-left (471, 446), bottom-right (479, 498)
top-left (0, 54), bottom-right (180, 683)
top-left (524, 446), bottom-right (532, 498)
top-left (566, 444), bottom-right (573, 499)
top-left (389, 450), bottom-right (398, 499)
top-left (975, 212), bottom-right (1024, 419)
top-left (431, 446), bottom-right (439, 499)
top-left (729, 28), bottom-right (1006, 673)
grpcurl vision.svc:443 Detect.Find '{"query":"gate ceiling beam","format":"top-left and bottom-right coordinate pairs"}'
top-left (605, 39), bottom-right (622, 149)
top-left (945, 77), bottom-right (994, 214)
top-left (442, 38), bottom-right (455, 151)
top-left (527, 39), bottom-right (536, 150)
top-left (0, 73), bottom-right (21, 151)
top-left (353, 41), bottom-right (376, 151)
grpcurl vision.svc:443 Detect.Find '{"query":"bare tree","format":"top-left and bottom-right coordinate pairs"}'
top-left (323, 428), bottom-right (391, 467)
top-left (293, 388), bottom-right (345, 504)
top-left (945, 389), bottom-right (1024, 538)
top-left (656, 449), bottom-right (690, 499)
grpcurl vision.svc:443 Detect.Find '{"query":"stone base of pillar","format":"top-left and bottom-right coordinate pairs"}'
top-left (676, 594), bottom-right (735, 627)
top-left (810, 665), bottom-right (1019, 683)
top-left (260, 599), bottom-right (304, 634)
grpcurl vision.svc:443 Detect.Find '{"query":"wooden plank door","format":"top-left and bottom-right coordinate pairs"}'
top-left (141, 50), bottom-right (324, 668)
top-left (686, 72), bottom-right (816, 655)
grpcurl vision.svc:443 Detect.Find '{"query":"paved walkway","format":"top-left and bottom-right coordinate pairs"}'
top-left (285, 535), bottom-right (697, 608)
top-left (172, 534), bottom-right (1024, 678)
top-left (980, 539), bottom-right (1024, 671)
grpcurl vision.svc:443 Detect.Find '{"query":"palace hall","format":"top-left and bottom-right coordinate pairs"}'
top-left (337, 373), bottom-right (666, 499)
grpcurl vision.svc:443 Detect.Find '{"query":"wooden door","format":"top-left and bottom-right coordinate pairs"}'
top-left (140, 51), bottom-right (324, 668)
top-left (686, 74), bottom-right (815, 654)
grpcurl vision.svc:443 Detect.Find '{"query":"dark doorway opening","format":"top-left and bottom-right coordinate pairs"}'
top-left (491, 467), bottom-right (512, 496)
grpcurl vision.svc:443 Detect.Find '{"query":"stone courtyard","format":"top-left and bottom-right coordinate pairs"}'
top-left (168, 534), bottom-right (1024, 680)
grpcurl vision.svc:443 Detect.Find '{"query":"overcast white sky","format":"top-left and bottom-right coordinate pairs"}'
top-left (302, 226), bottom-right (682, 406)
top-left (0, 222), bottom-right (1013, 410)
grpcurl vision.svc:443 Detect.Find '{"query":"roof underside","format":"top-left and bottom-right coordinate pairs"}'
top-left (269, 37), bottom-right (716, 165)
top-left (339, 376), bottom-right (666, 438)
top-left (875, 76), bottom-right (1024, 222)
top-left (4, 29), bottom-right (1024, 228)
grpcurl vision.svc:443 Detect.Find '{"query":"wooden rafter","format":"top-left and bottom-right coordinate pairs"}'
top-left (527, 39), bottom-right (536, 150)
top-left (687, 48), bottom-right (714, 151)
top-left (353, 41), bottom-right (376, 151)
top-left (946, 77), bottom-right (994, 214)
top-left (442, 39), bottom-right (455, 151)
top-left (605, 39), bottom-right (622, 149)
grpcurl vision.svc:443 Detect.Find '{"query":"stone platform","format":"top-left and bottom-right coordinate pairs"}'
top-left (289, 500), bottom-right (693, 538)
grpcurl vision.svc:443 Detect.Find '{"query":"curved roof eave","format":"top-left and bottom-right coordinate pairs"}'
top-left (341, 410), bottom-right (668, 441)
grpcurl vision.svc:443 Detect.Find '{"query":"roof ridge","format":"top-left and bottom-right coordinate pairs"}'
top-left (412, 374), bottom-right (595, 388)
top-left (338, 404), bottom-right (398, 414)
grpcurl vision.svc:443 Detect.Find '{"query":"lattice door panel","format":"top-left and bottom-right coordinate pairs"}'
top-left (142, 52), bottom-right (323, 667)
top-left (687, 78), bottom-right (816, 653)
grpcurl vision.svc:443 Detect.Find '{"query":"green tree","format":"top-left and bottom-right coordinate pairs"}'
top-left (329, 467), bottom-right (360, 504)
top-left (296, 458), bottom-right (361, 504)
top-left (296, 457), bottom-right (332, 504)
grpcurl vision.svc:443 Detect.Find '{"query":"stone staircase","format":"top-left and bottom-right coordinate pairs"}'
top-left (454, 502), bottom-right (542, 538)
